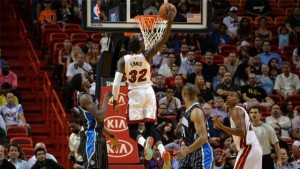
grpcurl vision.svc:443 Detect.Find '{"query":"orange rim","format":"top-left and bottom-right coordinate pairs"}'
top-left (134, 15), bottom-right (164, 30)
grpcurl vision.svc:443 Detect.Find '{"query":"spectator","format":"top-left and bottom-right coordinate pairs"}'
top-left (179, 50), bottom-right (195, 79)
top-left (71, 0), bottom-right (83, 22)
top-left (157, 122), bottom-right (180, 149)
top-left (292, 44), bottom-right (300, 69)
top-left (265, 103), bottom-right (291, 139)
top-left (225, 52), bottom-right (238, 76)
top-left (186, 60), bottom-right (203, 85)
top-left (173, 75), bottom-right (184, 103)
top-left (81, 38), bottom-right (94, 55)
top-left (285, 7), bottom-right (300, 44)
top-left (166, 33), bottom-right (180, 52)
top-left (208, 23), bottom-right (231, 51)
top-left (143, 144), bottom-right (163, 169)
top-left (250, 55), bottom-right (262, 75)
top-left (282, 100), bottom-right (297, 120)
top-left (268, 58), bottom-right (282, 82)
top-left (0, 61), bottom-right (17, 88)
top-left (184, 33), bottom-right (201, 52)
top-left (249, 107), bottom-right (282, 169)
top-left (195, 75), bottom-right (214, 104)
top-left (202, 51), bottom-right (219, 87)
top-left (274, 62), bottom-right (300, 98)
top-left (158, 87), bottom-right (181, 115)
top-left (236, 17), bottom-right (253, 46)
top-left (0, 83), bottom-right (19, 106)
top-left (28, 142), bottom-right (57, 168)
top-left (274, 148), bottom-right (296, 169)
top-left (292, 105), bottom-right (300, 140)
top-left (0, 91), bottom-right (31, 135)
top-left (56, 38), bottom-right (72, 87)
top-left (258, 41), bottom-right (283, 67)
top-left (0, 145), bottom-right (15, 169)
top-left (245, 0), bottom-right (271, 19)
top-left (68, 118), bottom-right (83, 166)
top-left (278, 26), bottom-right (290, 50)
top-left (233, 62), bottom-right (251, 87)
top-left (248, 36), bottom-right (263, 57)
top-left (237, 46), bottom-right (250, 64)
top-left (241, 73), bottom-right (274, 109)
top-left (255, 17), bottom-right (273, 42)
top-left (215, 71), bottom-right (240, 100)
top-left (213, 65), bottom-right (227, 92)
top-left (211, 96), bottom-right (228, 119)
top-left (212, 148), bottom-right (225, 169)
top-left (257, 64), bottom-right (274, 95)
top-left (31, 148), bottom-right (63, 169)
top-left (211, 0), bottom-right (230, 19)
top-left (0, 115), bottom-right (7, 147)
top-left (152, 44), bottom-right (168, 72)
top-left (219, 133), bottom-right (233, 153)
top-left (38, 0), bottom-right (57, 26)
top-left (178, 43), bottom-right (189, 64)
top-left (7, 144), bottom-right (29, 169)
top-left (65, 52), bottom-right (92, 109)
top-left (153, 74), bottom-right (166, 101)
top-left (99, 32), bottom-right (111, 54)
top-left (66, 45), bottom-right (82, 69)
top-left (156, 103), bottom-right (173, 127)
top-left (56, 0), bottom-right (73, 25)
top-left (165, 65), bottom-right (179, 88)
top-left (158, 52), bottom-right (176, 78)
top-left (273, 127), bottom-right (288, 150)
top-left (86, 44), bottom-right (101, 79)
top-left (222, 6), bottom-right (241, 37)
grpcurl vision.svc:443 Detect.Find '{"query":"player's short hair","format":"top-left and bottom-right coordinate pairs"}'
top-left (182, 83), bottom-right (197, 101)
top-left (71, 74), bottom-right (83, 92)
top-left (128, 37), bottom-right (140, 53)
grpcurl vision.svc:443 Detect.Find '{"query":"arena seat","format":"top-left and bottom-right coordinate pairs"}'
top-left (10, 137), bottom-right (33, 147)
top-left (268, 94), bottom-right (283, 105)
top-left (6, 126), bottom-right (28, 138)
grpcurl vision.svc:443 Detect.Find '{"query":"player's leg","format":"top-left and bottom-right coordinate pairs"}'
top-left (144, 88), bottom-right (171, 169)
top-left (241, 144), bottom-right (262, 169)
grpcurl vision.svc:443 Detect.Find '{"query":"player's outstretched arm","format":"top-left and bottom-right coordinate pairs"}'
top-left (112, 57), bottom-right (125, 114)
top-left (144, 6), bottom-right (174, 62)
top-left (213, 108), bottom-right (246, 138)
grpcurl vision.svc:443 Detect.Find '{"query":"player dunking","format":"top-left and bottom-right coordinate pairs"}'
top-left (174, 83), bottom-right (213, 169)
top-left (213, 92), bottom-right (262, 169)
top-left (112, 6), bottom-right (175, 169)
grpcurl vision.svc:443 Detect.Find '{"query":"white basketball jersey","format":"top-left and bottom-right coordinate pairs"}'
top-left (124, 53), bottom-right (153, 90)
top-left (230, 106), bottom-right (260, 151)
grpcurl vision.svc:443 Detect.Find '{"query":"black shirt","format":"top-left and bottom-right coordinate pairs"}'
top-left (245, 0), bottom-right (271, 15)
top-left (241, 85), bottom-right (267, 102)
top-left (248, 46), bottom-right (263, 57)
top-left (215, 83), bottom-right (240, 100)
top-left (202, 63), bottom-right (219, 83)
top-left (0, 159), bottom-right (15, 169)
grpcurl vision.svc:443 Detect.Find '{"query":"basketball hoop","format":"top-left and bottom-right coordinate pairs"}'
top-left (134, 15), bottom-right (167, 50)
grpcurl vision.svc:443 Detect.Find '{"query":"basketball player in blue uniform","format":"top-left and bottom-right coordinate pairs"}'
top-left (71, 74), bottom-right (118, 169)
top-left (174, 83), bottom-right (213, 169)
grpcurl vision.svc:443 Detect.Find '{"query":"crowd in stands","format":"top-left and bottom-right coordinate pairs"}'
top-left (1, 0), bottom-right (300, 168)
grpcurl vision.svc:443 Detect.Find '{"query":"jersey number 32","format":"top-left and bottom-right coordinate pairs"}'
top-left (128, 69), bottom-right (147, 83)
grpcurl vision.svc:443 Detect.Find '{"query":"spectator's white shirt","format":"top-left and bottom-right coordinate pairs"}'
top-left (0, 115), bottom-right (6, 132)
top-left (66, 62), bottom-right (92, 77)
top-left (273, 73), bottom-right (300, 95)
top-left (100, 37), bottom-right (110, 53)
top-left (222, 16), bottom-right (241, 35)
top-left (158, 96), bottom-right (181, 115)
top-left (0, 104), bottom-right (23, 126)
top-left (8, 159), bottom-right (30, 169)
top-left (158, 64), bottom-right (173, 78)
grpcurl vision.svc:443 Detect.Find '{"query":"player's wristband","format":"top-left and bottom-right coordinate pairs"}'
top-left (112, 72), bottom-right (123, 100)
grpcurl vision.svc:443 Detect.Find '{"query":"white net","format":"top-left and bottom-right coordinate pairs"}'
top-left (135, 16), bottom-right (167, 50)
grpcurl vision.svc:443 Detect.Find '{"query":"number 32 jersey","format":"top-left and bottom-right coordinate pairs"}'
top-left (124, 53), bottom-right (153, 90)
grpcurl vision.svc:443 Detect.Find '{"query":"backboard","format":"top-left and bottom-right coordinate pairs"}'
top-left (82, 0), bottom-right (211, 32)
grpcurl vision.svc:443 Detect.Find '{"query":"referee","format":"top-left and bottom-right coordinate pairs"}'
top-left (249, 107), bottom-right (283, 169)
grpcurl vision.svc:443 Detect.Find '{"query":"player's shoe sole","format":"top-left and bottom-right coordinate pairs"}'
top-left (144, 136), bottom-right (154, 160)
top-left (162, 151), bottom-right (171, 169)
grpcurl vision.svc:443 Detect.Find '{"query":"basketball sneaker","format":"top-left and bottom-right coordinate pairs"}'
top-left (144, 136), bottom-right (154, 160)
top-left (162, 151), bottom-right (172, 169)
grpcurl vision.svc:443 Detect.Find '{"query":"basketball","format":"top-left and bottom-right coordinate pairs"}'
top-left (159, 3), bottom-right (177, 20)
